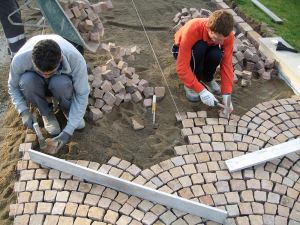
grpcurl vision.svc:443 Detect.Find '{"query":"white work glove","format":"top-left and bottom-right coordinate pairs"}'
top-left (199, 89), bottom-right (218, 107)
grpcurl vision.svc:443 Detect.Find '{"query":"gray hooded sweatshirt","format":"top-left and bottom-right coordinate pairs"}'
top-left (8, 34), bottom-right (90, 135)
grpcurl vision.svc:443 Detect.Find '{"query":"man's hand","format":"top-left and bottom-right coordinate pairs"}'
top-left (21, 109), bottom-right (34, 129)
top-left (52, 131), bottom-right (71, 151)
top-left (199, 89), bottom-right (218, 106)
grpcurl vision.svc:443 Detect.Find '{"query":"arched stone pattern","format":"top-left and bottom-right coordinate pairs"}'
top-left (11, 97), bottom-right (300, 225)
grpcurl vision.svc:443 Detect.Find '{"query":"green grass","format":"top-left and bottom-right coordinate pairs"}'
top-left (232, 0), bottom-right (300, 51)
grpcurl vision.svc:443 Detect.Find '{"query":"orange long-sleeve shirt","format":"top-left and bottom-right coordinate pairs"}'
top-left (174, 18), bottom-right (234, 94)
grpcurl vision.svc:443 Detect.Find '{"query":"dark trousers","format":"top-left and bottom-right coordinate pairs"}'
top-left (172, 40), bottom-right (222, 82)
top-left (19, 72), bottom-right (73, 116)
top-left (0, 0), bottom-right (26, 54)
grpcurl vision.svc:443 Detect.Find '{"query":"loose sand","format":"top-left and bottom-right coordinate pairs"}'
top-left (0, 0), bottom-right (293, 224)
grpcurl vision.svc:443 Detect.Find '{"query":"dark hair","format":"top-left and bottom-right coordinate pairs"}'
top-left (32, 39), bottom-right (61, 71)
top-left (207, 10), bottom-right (234, 37)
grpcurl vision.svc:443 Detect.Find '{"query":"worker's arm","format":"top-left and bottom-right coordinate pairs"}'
top-left (176, 23), bottom-right (205, 93)
top-left (8, 55), bottom-right (30, 114)
top-left (62, 55), bottom-right (90, 136)
top-left (220, 32), bottom-right (234, 94)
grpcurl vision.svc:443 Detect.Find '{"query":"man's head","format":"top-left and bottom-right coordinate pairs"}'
top-left (32, 39), bottom-right (62, 78)
top-left (207, 10), bottom-right (234, 44)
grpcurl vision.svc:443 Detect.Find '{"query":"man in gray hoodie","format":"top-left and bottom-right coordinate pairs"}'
top-left (8, 34), bottom-right (90, 151)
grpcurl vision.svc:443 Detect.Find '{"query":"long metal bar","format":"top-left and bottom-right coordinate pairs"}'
top-left (226, 139), bottom-right (300, 172)
top-left (29, 150), bottom-right (228, 224)
top-left (251, 0), bottom-right (283, 24)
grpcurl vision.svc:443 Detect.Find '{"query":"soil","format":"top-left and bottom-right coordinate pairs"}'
top-left (0, 0), bottom-right (294, 224)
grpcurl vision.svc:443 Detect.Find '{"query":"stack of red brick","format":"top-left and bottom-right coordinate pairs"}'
top-left (58, 0), bottom-right (113, 43)
top-left (172, 8), bottom-right (277, 87)
top-left (88, 43), bottom-right (166, 121)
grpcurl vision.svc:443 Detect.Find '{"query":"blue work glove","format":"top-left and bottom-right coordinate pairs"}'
top-left (21, 109), bottom-right (34, 129)
top-left (199, 89), bottom-right (218, 106)
top-left (52, 131), bottom-right (71, 151)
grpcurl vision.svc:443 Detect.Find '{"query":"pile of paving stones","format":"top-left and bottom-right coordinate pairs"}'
top-left (172, 7), bottom-right (277, 87)
top-left (58, 0), bottom-right (113, 43)
top-left (10, 96), bottom-right (300, 225)
top-left (87, 43), bottom-right (166, 121)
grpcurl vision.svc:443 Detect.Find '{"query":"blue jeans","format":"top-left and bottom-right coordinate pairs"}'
top-left (19, 71), bottom-right (73, 116)
top-left (172, 40), bottom-right (223, 82)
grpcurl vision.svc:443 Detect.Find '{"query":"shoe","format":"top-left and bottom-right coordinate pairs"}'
top-left (184, 86), bottom-right (200, 102)
top-left (204, 79), bottom-right (221, 95)
top-left (42, 111), bottom-right (61, 136)
top-left (76, 118), bottom-right (85, 130)
top-left (63, 111), bottom-right (85, 130)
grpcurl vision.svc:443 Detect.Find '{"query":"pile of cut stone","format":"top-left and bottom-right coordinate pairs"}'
top-left (58, 0), bottom-right (113, 43)
top-left (172, 8), bottom-right (277, 87)
top-left (88, 43), bottom-right (166, 121)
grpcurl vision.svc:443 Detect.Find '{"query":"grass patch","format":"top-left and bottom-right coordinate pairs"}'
top-left (232, 0), bottom-right (300, 51)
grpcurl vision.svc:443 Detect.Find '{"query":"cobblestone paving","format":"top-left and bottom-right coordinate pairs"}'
top-left (11, 96), bottom-right (300, 225)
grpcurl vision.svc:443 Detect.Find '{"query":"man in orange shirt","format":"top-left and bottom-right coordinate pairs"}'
top-left (173, 10), bottom-right (234, 114)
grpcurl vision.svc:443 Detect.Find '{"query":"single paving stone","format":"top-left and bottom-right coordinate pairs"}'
top-left (69, 191), bottom-right (85, 204)
top-left (249, 215), bottom-right (263, 225)
top-left (56, 191), bottom-right (69, 202)
top-left (44, 190), bottom-right (57, 202)
top-left (64, 202), bottom-right (78, 217)
top-left (236, 216), bottom-right (250, 225)
top-left (37, 202), bottom-right (52, 214)
top-left (52, 202), bottom-right (66, 215)
top-left (202, 183), bottom-right (217, 194)
top-left (64, 180), bottom-right (79, 191)
top-left (203, 173), bottom-right (217, 183)
top-left (22, 203), bottom-right (37, 217)
top-left (178, 187), bottom-right (194, 199)
top-left (230, 180), bottom-right (246, 191)
top-left (251, 202), bottom-right (264, 215)
top-left (261, 180), bottom-right (274, 191)
top-left (29, 214), bottom-right (44, 225)
top-left (178, 175), bottom-right (193, 187)
top-left (280, 195), bottom-right (295, 208)
top-left (215, 181), bottom-right (230, 193)
top-left (53, 179), bottom-right (65, 191)
top-left (226, 204), bottom-right (240, 217)
top-left (131, 209), bottom-right (145, 221)
top-left (241, 190), bottom-right (254, 202)
top-left (18, 191), bottom-right (31, 203)
top-left (212, 194), bottom-right (227, 206)
top-left (238, 203), bottom-right (253, 215)
top-left (104, 210), bottom-right (119, 224)
top-left (120, 203), bottom-right (134, 215)
top-left (254, 191), bottom-right (267, 202)
top-left (160, 210), bottom-right (176, 225)
top-left (225, 192), bottom-right (240, 204)
top-left (216, 171), bottom-right (231, 181)
top-left (263, 215), bottom-right (275, 225)
top-left (73, 217), bottom-right (92, 225)
top-left (264, 202), bottom-right (277, 215)
top-left (76, 204), bottom-right (89, 217)
top-left (85, 194), bottom-right (100, 206)
top-left (98, 197), bottom-right (112, 209)
top-left (138, 200), bottom-right (154, 212)
top-left (44, 215), bottom-right (59, 225)
top-left (78, 182), bottom-right (93, 193)
top-left (151, 204), bottom-right (166, 216)
top-left (57, 216), bottom-right (74, 225)
top-left (246, 179), bottom-right (261, 190)
top-left (88, 207), bottom-right (105, 221)
top-left (191, 173), bottom-right (204, 184)
top-left (199, 195), bottom-right (214, 206)
top-left (267, 192), bottom-right (280, 204)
